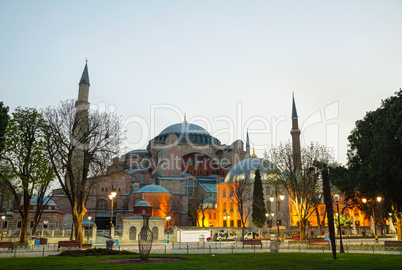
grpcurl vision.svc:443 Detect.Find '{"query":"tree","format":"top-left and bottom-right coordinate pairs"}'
top-left (0, 107), bottom-right (53, 244)
top-left (43, 100), bottom-right (123, 243)
top-left (230, 178), bottom-right (252, 240)
top-left (0, 102), bottom-right (9, 155)
top-left (265, 142), bottom-right (334, 240)
top-left (30, 187), bottom-right (53, 236)
top-left (346, 89), bottom-right (402, 240)
top-left (251, 168), bottom-right (266, 235)
top-left (194, 187), bottom-right (208, 227)
top-left (334, 214), bottom-right (352, 229)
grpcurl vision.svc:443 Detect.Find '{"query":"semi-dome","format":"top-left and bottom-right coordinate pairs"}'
top-left (224, 157), bottom-right (275, 183)
top-left (135, 184), bottom-right (170, 194)
top-left (152, 122), bottom-right (221, 145)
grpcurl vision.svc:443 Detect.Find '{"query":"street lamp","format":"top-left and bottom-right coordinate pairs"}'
top-left (109, 191), bottom-right (117, 236)
top-left (223, 214), bottom-right (230, 239)
top-left (270, 189), bottom-right (285, 242)
top-left (1, 216), bottom-right (5, 241)
top-left (334, 194), bottom-right (345, 253)
top-left (166, 216), bottom-right (171, 243)
top-left (362, 196), bottom-right (382, 237)
top-left (87, 216), bottom-right (91, 243)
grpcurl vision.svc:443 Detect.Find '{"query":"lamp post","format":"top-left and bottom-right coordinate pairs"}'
top-left (87, 216), bottom-right (91, 243)
top-left (109, 191), bottom-right (117, 237)
top-left (166, 216), bottom-right (171, 243)
top-left (223, 214), bottom-right (230, 239)
top-left (362, 196), bottom-right (382, 237)
top-left (334, 194), bottom-right (345, 253)
top-left (269, 189), bottom-right (285, 241)
top-left (1, 216), bottom-right (5, 241)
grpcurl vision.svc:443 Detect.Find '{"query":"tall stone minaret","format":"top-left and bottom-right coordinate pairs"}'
top-left (246, 130), bottom-right (250, 158)
top-left (291, 93), bottom-right (302, 171)
top-left (72, 61), bottom-right (90, 182)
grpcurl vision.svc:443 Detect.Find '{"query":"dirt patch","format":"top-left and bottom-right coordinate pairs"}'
top-left (101, 257), bottom-right (187, 264)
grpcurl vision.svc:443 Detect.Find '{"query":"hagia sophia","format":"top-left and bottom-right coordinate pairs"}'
top-left (4, 63), bottom-right (377, 241)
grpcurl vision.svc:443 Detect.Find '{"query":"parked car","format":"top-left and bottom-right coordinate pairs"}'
top-left (217, 232), bottom-right (237, 241)
top-left (244, 232), bottom-right (261, 240)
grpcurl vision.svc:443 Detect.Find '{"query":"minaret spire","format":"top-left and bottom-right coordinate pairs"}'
top-left (290, 94), bottom-right (302, 171)
top-left (251, 145), bottom-right (257, 158)
top-left (76, 60), bottom-right (90, 111)
top-left (183, 113), bottom-right (188, 124)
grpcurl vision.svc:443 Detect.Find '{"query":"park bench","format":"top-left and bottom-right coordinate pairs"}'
top-left (308, 239), bottom-right (330, 247)
top-left (81, 243), bottom-right (92, 249)
top-left (384, 241), bottom-right (402, 248)
top-left (242, 239), bottom-right (262, 248)
top-left (58, 240), bottom-right (81, 250)
top-left (0, 242), bottom-right (13, 250)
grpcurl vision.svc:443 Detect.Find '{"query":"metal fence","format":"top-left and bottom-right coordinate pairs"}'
top-left (0, 240), bottom-right (400, 258)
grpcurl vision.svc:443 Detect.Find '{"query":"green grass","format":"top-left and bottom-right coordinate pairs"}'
top-left (0, 253), bottom-right (401, 270)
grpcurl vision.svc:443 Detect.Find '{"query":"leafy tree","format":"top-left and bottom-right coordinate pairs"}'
top-left (251, 169), bottom-right (266, 234)
top-left (43, 100), bottom-right (123, 243)
top-left (346, 89), bottom-right (401, 240)
top-left (266, 142), bottom-right (334, 240)
top-left (0, 107), bottom-right (53, 244)
top-left (334, 214), bottom-right (352, 229)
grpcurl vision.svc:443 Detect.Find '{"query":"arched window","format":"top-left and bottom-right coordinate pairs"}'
top-left (140, 174), bottom-right (145, 184)
top-left (222, 189), bottom-right (226, 197)
top-left (96, 199), bottom-right (107, 209)
top-left (186, 179), bottom-right (197, 195)
top-left (223, 203), bottom-right (227, 212)
top-left (152, 226), bottom-right (159, 240)
top-left (129, 226), bottom-right (137, 240)
top-left (149, 178), bottom-right (154, 184)
top-left (229, 189), bottom-right (233, 197)
top-left (230, 202), bottom-right (234, 213)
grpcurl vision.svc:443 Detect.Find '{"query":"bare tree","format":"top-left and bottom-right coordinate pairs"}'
top-left (265, 142), bottom-right (334, 240)
top-left (43, 100), bottom-right (123, 243)
top-left (194, 187), bottom-right (208, 227)
top-left (230, 179), bottom-right (252, 240)
top-left (31, 186), bottom-right (53, 236)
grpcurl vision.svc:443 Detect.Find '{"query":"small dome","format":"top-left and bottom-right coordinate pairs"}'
top-left (135, 184), bottom-right (170, 194)
top-left (30, 197), bottom-right (57, 207)
top-left (134, 200), bottom-right (152, 207)
top-left (203, 197), bottom-right (217, 204)
top-left (224, 158), bottom-right (275, 183)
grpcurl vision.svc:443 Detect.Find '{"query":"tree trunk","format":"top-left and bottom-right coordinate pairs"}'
top-left (20, 213), bottom-right (29, 244)
top-left (299, 218), bottom-right (308, 240)
top-left (315, 206), bottom-right (322, 236)
top-left (396, 216), bottom-right (402, 241)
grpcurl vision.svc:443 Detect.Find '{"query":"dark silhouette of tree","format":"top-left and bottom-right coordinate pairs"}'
top-left (346, 89), bottom-right (401, 240)
top-left (251, 169), bottom-right (266, 234)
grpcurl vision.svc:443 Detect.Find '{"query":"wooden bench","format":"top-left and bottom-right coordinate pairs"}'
top-left (384, 241), bottom-right (402, 248)
top-left (58, 240), bottom-right (81, 250)
top-left (288, 240), bottom-right (309, 245)
top-left (308, 239), bottom-right (330, 247)
top-left (81, 243), bottom-right (92, 249)
top-left (0, 242), bottom-right (13, 250)
top-left (242, 239), bottom-right (262, 248)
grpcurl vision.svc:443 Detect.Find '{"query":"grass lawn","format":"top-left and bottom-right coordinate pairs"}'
top-left (0, 253), bottom-right (400, 270)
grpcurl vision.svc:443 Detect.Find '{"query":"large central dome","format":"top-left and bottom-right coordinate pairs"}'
top-left (153, 123), bottom-right (221, 145)
top-left (159, 123), bottom-right (210, 136)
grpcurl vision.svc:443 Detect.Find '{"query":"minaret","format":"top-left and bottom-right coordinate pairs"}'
top-left (291, 93), bottom-right (302, 171)
top-left (251, 145), bottom-right (257, 158)
top-left (76, 60), bottom-right (90, 112)
top-left (246, 131), bottom-right (250, 157)
top-left (71, 61), bottom-right (90, 183)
